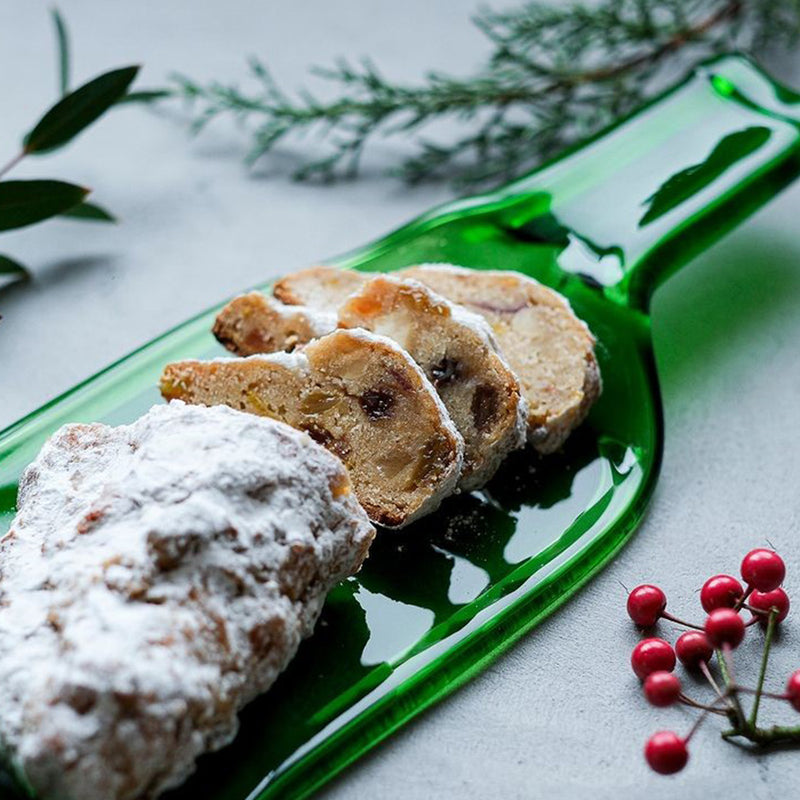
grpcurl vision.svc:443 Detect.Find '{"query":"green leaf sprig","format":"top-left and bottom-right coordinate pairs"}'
top-left (0, 10), bottom-right (139, 290)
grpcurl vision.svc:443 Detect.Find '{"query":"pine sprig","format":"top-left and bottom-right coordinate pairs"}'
top-left (167, 0), bottom-right (800, 188)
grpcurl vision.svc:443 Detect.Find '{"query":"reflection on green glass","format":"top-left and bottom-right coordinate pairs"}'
top-left (640, 126), bottom-right (772, 226)
top-left (0, 54), bottom-right (799, 800)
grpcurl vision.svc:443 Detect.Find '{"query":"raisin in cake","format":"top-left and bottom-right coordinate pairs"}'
top-left (161, 328), bottom-right (464, 527)
top-left (338, 275), bottom-right (527, 490)
top-left (273, 264), bottom-right (601, 453)
top-left (0, 402), bottom-right (374, 800)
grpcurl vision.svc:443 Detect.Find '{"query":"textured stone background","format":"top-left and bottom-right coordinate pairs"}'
top-left (2, 3), bottom-right (800, 798)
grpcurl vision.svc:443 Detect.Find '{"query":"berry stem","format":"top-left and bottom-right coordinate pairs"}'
top-left (734, 585), bottom-right (754, 612)
top-left (722, 723), bottom-right (800, 745)
top-left (660, 611), bottom-right (704, 631)
top-left (717, 645), bottom-right (747, 726)
top-left (749, 608), bottom-right (778, 727)
top-left (679, 693), bottom-right (728, 715)
top-left (699, 660), bottom-right (726, 701)
top-left (684, 700), bottom-right (728, 743)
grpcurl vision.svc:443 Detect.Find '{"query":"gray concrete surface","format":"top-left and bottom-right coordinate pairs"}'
top-left (2, 2), bottom-right (800, 798)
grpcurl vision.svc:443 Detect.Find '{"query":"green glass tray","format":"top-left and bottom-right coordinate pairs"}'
top-left (1, 54), bottom-right (799, 800)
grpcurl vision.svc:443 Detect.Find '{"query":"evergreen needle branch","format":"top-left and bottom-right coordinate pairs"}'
top-left (165, 0), bottom-right (800, 187)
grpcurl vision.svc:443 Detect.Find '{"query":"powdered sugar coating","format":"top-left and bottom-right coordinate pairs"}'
top-left (267, 295), bottom-right (337, 333)
top-left (0, 401), bottom-right (374, 800)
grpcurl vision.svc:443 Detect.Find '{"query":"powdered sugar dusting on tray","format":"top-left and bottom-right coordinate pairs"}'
top-left (0, 401), bottom-right (374, 800)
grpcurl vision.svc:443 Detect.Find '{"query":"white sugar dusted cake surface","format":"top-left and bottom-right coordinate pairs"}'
top-left (0, 401), bottom-right (374, 800)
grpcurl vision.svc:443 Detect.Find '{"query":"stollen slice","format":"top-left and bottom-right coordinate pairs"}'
top-left (213, 291), bottom-right (336, 356)
top-left (400, 264), bottom-right (601, 453)
top-left (273, 265), bottom-right (364, 312)
top-left (338, 275), bottom-right (527, 490)
top-left (161, 328), bottom-right (464, 528)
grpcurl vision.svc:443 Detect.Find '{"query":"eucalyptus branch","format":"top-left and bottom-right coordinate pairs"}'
top-left (164, 0), bottom-right (800, 187)
top-left (0, 10), bottom-right (141, 291)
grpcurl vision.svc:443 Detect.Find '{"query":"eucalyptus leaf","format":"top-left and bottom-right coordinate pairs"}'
top-left (61, 200), bottom-right (116, 223)
top-left (0, 255), bottom-right (28, 277)
top-left (0, 180), bottom-right (89, 232)
top-left (52, 8), bottom-right (70, 96)
top-left (117, 89), bottom-right (172, 105)
top-left (0, 254), bottom-right (29, 292)
top-left (24, 66), bottom-right (139, 155)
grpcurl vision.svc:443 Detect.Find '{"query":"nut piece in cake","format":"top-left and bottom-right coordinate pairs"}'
top-left (339, 275), bottom-right (527, 490)
top-left (0, 401), bottom-right (374, 800)
top-left (161, 328), bottom-right (464, 527)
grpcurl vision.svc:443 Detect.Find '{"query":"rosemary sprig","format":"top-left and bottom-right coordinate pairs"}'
top-left (166, 0), bottom-right (800, 188)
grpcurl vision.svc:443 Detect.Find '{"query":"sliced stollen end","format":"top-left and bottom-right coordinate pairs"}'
top-left (213, 291), bottom-right (336, 356)
top-left (399, 264), bottom-right (602, 453)
top-left (160, 329), bottom-right (464, 528)
top-left (273, 265), bottom-right (365, 312)
top-left (339, 275), bottom-right (527, 491)
top-left (0, 401), bottom-right (374, 800)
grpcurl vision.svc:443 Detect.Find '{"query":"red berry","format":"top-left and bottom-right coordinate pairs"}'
top-left (750, 588), bottom-right (790, 624)
top-left (700, 574), bottom-right (743, 613)
top-left (741, 548), bottom-right (785, 592)
top-left (627, 584), bottom-right (667, 627)
top-left (645, 731), bottom-right (689, 775)
top-left (786, 671), bottom-right (800, 712)
top-left (644, 671), bottom-right (682, 707)
top-left (675, 631), bottom-right (714, 668)
top-left (631, 638), bottom-right (676, 680)
top-left (704, 608), bottom-right (745, 648)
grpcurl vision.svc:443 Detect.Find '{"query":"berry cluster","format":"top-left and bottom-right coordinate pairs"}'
top-left (627, 548), bottom-right (799, 775)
